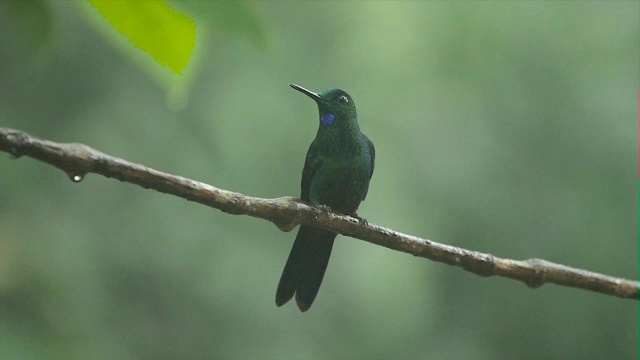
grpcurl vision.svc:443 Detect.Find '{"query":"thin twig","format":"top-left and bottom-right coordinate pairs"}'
top-left (1, 127), bottom-right (637, 300)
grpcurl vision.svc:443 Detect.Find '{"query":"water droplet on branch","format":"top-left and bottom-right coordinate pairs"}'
top-left (67, 173), bottom-right (86, 183)
top-left (8, 147), bottom-right (22, 159)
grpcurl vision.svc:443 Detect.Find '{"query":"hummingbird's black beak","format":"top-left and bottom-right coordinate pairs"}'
top-left (290, 84), bottom-right (321, 101)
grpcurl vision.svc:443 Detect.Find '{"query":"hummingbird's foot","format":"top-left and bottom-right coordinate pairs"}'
top-left (352, 213), bottom-right (369, 226)
top-left (317, 204), bottom-right (333, 213)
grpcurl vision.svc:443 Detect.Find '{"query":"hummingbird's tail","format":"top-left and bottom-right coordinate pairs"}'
top-left (275, 225), bottom-right (336, 311)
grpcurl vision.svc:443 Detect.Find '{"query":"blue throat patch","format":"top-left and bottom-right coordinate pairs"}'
top-left (321, 114), bottom-right (336, 125)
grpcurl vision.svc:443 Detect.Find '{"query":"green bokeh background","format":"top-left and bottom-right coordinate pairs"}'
top-left (1, 1), bottom-right (637, 359)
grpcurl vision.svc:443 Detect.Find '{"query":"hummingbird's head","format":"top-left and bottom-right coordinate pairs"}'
top-left (290, 84), bottom-right (357, 127)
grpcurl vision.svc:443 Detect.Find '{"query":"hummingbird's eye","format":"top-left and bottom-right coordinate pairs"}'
top-left (337, 95), bottom-right (349, 104)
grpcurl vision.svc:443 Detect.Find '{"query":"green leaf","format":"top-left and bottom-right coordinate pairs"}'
top-left (86, 0), bottom-right (196, 75)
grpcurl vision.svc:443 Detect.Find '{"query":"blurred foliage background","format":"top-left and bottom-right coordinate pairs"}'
top-left (0, 1), bottom-right (638, 359)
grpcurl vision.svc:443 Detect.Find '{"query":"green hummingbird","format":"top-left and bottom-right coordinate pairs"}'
top-left (276, 84), bottom-right (375, 311)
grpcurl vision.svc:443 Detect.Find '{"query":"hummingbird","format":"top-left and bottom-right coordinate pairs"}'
top-left (276, 84), bottom-right (375, 311)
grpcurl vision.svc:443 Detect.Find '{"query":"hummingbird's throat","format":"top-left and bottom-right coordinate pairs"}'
top-left (321, 114), bottom-right (336, 125)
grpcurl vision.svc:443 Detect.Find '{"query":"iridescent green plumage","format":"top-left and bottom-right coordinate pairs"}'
top-left (276, 84), bottom-right (375, 311)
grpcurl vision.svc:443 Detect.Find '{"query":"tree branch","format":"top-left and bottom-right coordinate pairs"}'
top-left (1, 127), bottom-right (637, 300)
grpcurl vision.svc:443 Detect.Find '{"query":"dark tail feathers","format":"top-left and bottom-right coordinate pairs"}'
top-left (275, 225), bottom-right (336, 311)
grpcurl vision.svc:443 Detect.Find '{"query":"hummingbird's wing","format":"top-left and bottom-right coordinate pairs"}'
top-left (362, 134), bottom-right (375, 200)
top-left (300, 139), bottom-right (319, 202)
